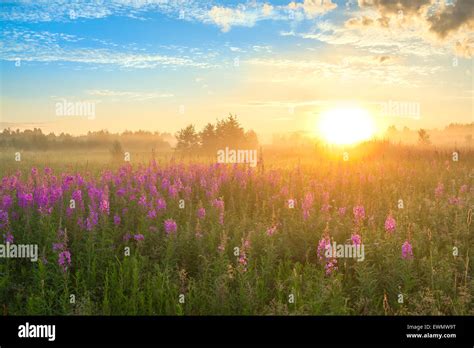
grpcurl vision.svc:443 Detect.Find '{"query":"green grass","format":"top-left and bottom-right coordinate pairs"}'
top-left (0, 145), bottom-right (472, 315)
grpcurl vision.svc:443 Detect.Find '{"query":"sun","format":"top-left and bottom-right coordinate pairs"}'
top-left (317, 107), bottom-right (376, 145)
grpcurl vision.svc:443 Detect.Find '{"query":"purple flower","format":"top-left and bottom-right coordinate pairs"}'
top-left (66, 207), bottom-right (74, 218)
top-left (4, 231), bottom-right (14, 244)
top-left (197, 207), bottom-right (206, 219)
top-left (18, 193), bottom-right (33, 208)
top-left (266, 225), bottom-right (277, 236)
top-left (161, 178), bottom-right (170, 191)
top-left (448, 196), bottom-right (462, 205)
top-left (113, 214), bottom-right (121, 226)
top-left (53, 243), bottom-right (65, 252)
top-left (138, 195), bottom-right (147, 207)
top-left (0, 210), bottom-right (9, 229)
top-left (402, 240), bottom-right (413, 259)
top-left (58, 250), bottom-right (71, 272)
top-left (212, 198), bottom-right (224, 210)
top-left (435, 182), bottom-right (444, 198)
top-left (338, 207), bottom-right (347, 216)
top-left (99, 198), bottom-right (109, 215)
top-left (134, 234), bottom-right (145, 241)
top-left (302, 192), bottom-right (314, 220)
top-left (317, 236), bottom-right (332, 260)
top-left (324, 258), bottom-right (338, 275)
top-left (164, 219), bottom-right (177, 235)
top-left (384, 214), bottom-right (396, 233)
top-left (86, 211), bottom-right (99, 231)
top-left (72, 189), bottom-right (82, 203)
top-left (1, 195), bottom-right (13, 210)
top-left (351, 233), bottom-right (362, 245)
top-left (168, 185), bottom-right (178, 199)
top-left (156, 198), bottom-right (167, 211)
top-left (317, 230), bottom-right (338, 275)
top-left (353, 205), bottom-right (365, 223)
top-left (212, 198), bottom-right (225, 225)
top-left (147, 209), bottom-right (157, 220)
top-left (238, 254), bottom-right (248, 268)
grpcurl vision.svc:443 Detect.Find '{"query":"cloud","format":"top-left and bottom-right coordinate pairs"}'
top-left (354, 0), bottom-right (474, 39)
top-left (0, 0), bottom-right (338, 33)
top-left (454, 37), bottom-right (474, 58)
top-left (357, 0), bottom-right (432, 16)
top-left (376, 55), bottom-right (392, 63)
top-left (288, 0), bottom-right (337, 19)
top-left (0, 0), bottom-right (284, 33)
top-left (0, 27), bottom-right (214, 69)
top-left (262, 3), bottom-right (274, 16)
top-left (245, 55), bottom-right (442, 87)
top-left (86, 89), bottom-right (174, 101)
top-left (291, 20), bottom-right (448, 58)
top-left (0, 0), bottom-right (206, 23)
top-left (345, 15), bottom-right (390, 28)
top-left (427, 0), bottom-right (474, 39)
top-left (207, 2), bottom-right (280, 32)
top-left (347, 0), bottom-right (474, 56)
top-left (208, 6), bottom-right (253, 32)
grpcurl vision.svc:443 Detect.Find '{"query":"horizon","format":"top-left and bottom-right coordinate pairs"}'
top-left (1, 0), bottom-right (473, 141)
top-left (1, 119), bottom-right (472, 147)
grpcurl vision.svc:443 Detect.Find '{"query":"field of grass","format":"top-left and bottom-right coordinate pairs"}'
top-left (0, 144), bottom-right (472, 315)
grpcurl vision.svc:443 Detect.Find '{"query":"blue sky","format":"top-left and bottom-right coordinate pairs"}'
top-left (0, 0), bottom-right (472, 137)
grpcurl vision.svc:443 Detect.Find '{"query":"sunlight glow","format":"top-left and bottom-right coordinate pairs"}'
top-left (317, 108), bottom-right (376, 145)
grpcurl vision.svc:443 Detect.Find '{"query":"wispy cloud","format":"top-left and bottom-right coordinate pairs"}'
top-left (287, 0), bottom-right (337, 19)
top-left (207, 5), bottom-right (262, 32)
top-left (0, 0), bottom-right (339, 32)
top-left (0, 27), bottom-right (215, 69)
top-left (284, 20), bottom-right (450, 58)
top-left (246, 55), bottom-right (444, 86)
top-left (86, 89), bottom-right (174, 101)
top-left (0, 0), bottom-right (201, 23)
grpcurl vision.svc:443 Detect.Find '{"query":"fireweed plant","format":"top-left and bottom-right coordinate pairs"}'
top-left (0, 149), bottom-right (472, 315)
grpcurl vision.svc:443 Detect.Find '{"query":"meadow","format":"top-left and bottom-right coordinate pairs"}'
top-left (0, 143), bottom-right (472, 315)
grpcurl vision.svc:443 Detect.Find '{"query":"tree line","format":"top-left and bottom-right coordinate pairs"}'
top-left (0, 128), bottom-right (172, 151)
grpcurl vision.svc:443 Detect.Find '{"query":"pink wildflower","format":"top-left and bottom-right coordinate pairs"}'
top-left (384, 214), bottom-right (396, 233)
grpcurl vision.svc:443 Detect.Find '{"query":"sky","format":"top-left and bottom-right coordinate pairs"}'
top-left (0, 0), bottom-right (473, 140)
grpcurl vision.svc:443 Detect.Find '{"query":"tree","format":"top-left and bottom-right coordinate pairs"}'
top-left (244, 130), bottom-right (259, 149)
top-left (175, 125), bottom-right (199, 153)
top-left (215, 114), bottom-right (245, 148)
top-left (418, 129), bottom-right (430, 145)
top-left (386, 125), bottom-right (397, 134)
top-left (200, 123), bottom-right (217, 154)
top-left (110, 140), bottom-right (124, 161)
top-left (173, 115), bottom-right (259, 154)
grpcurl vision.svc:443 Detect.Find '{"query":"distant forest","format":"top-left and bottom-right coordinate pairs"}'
top-left (0, 115), bottom-right (259, 153)
top-left (0, 128), bottom-right (173, 152)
